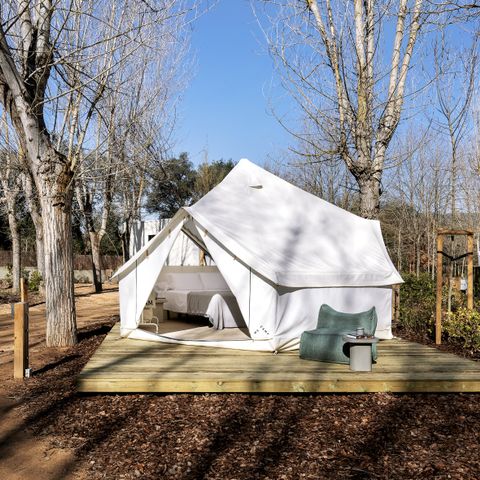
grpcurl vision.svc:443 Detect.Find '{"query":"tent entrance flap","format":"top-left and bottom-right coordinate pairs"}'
top-left (181, 218), bottom-right (209, 254)
top-left (119, 219), bottom-right (185, 333)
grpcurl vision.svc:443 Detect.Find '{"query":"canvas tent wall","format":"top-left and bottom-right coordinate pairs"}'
top-left (112, 159), bottom-right (403, 352)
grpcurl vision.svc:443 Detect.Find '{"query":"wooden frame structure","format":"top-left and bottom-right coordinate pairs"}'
top-left (436, 229), bottom-right (474, 345)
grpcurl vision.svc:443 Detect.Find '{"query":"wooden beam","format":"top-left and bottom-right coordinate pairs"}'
top-left (13, 302), bottom-right (29, 379)
top-left (467, 234), bottom-right (474, 310)
top-left (436, 235), bottom-right (443, 345)
top-left (20, 277), bottom-right (28, 303)
top-left (437, 229), bottom-right (474, 236)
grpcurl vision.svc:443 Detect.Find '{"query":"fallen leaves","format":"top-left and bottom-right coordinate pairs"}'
top-left (0, 319), bottom-right (479, 479)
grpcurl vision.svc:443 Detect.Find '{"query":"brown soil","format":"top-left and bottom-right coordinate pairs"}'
top-left (0, 284), bottom-right (118, 480)
top-left (1, 288), bottom-right (479, 480)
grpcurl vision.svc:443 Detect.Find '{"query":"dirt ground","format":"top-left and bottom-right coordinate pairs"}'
top-left (0, 284), bottom-right (118, 480)
top-left (1, 287), bottom-right (480, 480)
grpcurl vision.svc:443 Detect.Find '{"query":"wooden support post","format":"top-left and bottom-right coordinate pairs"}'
top-left (436, 235), bottom-right (443, 345)
top-left (467, 234), bottom-right (474, 310)
top-left (13, 302), bottom-right (29, 379)
top-left (20, 277), bottom-right (28, 303)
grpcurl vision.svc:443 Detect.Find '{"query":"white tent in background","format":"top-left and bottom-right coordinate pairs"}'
top-left (112, 159), bottom-right (403, 352)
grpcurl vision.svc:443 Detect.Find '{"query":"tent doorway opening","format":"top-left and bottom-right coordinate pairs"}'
top-left (137, 220), bottom-right (252, 346)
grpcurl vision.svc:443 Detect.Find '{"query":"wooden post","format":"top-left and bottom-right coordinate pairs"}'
top-left (13, 302), bottom-right (29, 379)
top-left (20, 277), bottom-right (28, 303)
top-left (436, 234), bottom-right (443, 345)
top-left (467, 234), bottom-right (474, 310)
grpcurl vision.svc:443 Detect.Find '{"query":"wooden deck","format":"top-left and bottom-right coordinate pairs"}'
top-left (78, 323), bottom-right (480, 393)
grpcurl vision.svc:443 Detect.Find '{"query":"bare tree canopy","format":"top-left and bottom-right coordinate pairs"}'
top-left (257, 0), bottom-right (430, 218)
top-left (0, 0), bottom-right (198, 346)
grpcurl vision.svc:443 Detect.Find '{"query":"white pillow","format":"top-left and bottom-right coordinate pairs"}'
top-left (167, 272), bottom-right (204, 290)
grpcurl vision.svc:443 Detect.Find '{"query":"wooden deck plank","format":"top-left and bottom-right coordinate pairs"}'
top-left (77, 323), bottom-right (480, 393)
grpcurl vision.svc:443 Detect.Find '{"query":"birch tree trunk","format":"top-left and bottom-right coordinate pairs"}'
top-left (23, 172), bottom-right (45, 277)
top-left (31, 142), bottom-right (77, 347)
top-left (358, 176), bottom-right (381, 219)
top-left (6, 204), bottom-right (21, 292)
top-left (0, 117), bottom-right (21, 292)
top-left (41, 184), bottom-right (76, 346)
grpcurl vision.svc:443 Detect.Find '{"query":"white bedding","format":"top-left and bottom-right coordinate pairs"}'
top-left (163, 289), bottom-right (246, 329)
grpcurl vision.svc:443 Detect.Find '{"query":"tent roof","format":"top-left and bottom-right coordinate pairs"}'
top-left (185, 159), bottom-right (402, 287)
top-left (113, 159), bottom-right (402, 287)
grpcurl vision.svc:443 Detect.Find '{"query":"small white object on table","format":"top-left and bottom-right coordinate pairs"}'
top-left (342, 334), bottom-right (379, 372)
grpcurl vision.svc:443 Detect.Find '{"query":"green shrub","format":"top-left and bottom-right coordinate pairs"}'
top-left (4, 266), bottom-right (29, 289)
top-left (28, 270), bottom-right (43, 292)
top-left (397, 273), bottom-right (436, 337)
top-left (22, 268), bottom-right (29, 282)
top-left (444, 308), bottom-right (480, 354)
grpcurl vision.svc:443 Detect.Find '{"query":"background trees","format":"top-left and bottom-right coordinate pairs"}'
top-left (145, 155), bottom-right (235, 217)
top-left (0, 1), bottom-right (479, 349)
top-left (0, 0), bottom-right (195, 346)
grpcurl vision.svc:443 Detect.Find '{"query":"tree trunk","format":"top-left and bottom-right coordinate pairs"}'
top-left (7, 210), bottom-right (21, 293)
top-left (358, 176), bottom-right (381, 219)
top-left (35, 228), bottom-right (45, 278)
top-left (42, 193), bottom-right (77, 347)
top-left (22, 172), bottom-right (45, 277)
top-left (397, 229), bottom-right (402, 272)
top-left (89, 231), bottom-right (103, 293)
top-left (121, 220), bottom-right (131, 263)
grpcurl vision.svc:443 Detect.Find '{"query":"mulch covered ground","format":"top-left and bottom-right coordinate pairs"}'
top-left (1, 320), bottom-right (479, 480)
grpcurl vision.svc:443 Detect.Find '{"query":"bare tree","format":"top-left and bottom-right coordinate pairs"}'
top-left (385, 129), bottom-right (450, 276)
top-left (433, 37), bottom-right (477, 223)
top-left (257, 0), bottom-right (429, 218)
top-left (21, 168), bottom-right (44, 277)
top-left (0, 149), bottom-right (22, 292)
top-left (0, 1), bottom-right (197, 346)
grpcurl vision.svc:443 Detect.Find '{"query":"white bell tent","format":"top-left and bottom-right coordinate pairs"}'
top-left (111, 159), bottom-right (403, 352)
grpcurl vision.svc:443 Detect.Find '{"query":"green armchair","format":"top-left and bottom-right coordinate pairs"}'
top-left (299, 304), bottom-right (378, 364)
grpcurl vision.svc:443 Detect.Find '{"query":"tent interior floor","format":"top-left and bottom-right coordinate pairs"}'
top-left (141, 315), bottom-right (252, 341)
top-left (77, 322), bottom-right (480, 393)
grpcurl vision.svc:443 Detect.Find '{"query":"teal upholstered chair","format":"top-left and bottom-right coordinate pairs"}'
top-left (299, 304), bottom-right (378, 364)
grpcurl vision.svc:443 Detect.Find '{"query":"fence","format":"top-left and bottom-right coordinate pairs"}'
top-left (0, 250), bottom-right (123, 271)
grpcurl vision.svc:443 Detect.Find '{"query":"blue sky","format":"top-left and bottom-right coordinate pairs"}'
top-left (176, 1), bottom-right (294, 166)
